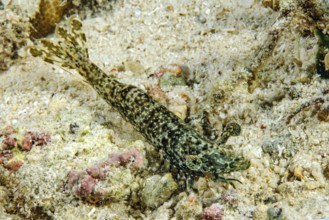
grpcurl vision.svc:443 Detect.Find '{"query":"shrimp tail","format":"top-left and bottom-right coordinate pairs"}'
top-left (29, 16), bottom-right (89, 71)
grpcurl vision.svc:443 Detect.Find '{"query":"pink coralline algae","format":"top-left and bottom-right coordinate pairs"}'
top-left (1, 126), bottom-right (17, 151)
top-left (2, 137), bottom-right (17, 150)
top-left (106, 148), bottom-right (144, 168)
top-left (0, 126), bottom-right (16, 137)
top-left (221, 189), bottom-right (240, 205)
top-left (67, 171), bottom-right (97, 200)
top-left (0, 151), bottom-right (13, 165)
top-left (84, 147), bottom-right (144, 180)
top-left (4, 159), bottom-right (23, 171)
top-left (202, 203), bottom-right (224, 220)
top-left (21, 131), bottom-right (51, 151)
top-left (0, 126), bottom-right (51, 171)
top-left (67, 148), bottom-right (144, 203)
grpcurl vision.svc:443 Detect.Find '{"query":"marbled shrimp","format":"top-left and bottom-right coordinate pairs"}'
top-left (29, 16), bottom-right (250, 186)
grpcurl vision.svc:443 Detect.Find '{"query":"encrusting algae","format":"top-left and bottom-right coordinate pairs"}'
top-left (29, 16), bottom-right (250, 187)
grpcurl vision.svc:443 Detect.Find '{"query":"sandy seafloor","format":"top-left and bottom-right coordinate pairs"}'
top-left (1, 0), bottom-right (329, 219)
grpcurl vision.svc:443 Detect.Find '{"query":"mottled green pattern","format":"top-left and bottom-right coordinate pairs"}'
top-left (29, 16), bottom-right (250, 182)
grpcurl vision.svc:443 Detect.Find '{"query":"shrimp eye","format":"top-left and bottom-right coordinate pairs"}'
top-left (186, 155), bottom-right (203, 171)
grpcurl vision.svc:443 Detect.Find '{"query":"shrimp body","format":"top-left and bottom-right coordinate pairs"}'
top-left (29, 17), bottom-right (250, 182)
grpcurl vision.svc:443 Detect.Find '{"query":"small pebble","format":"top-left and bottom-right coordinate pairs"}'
top-left (293, 166), bottom-right (304, 180)
top-left (267, 205), bottom-right (282, 220)
top-left (317, 108), bottom-right (329, 122)
top-left (141, 173), bottom-right (178, 208)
